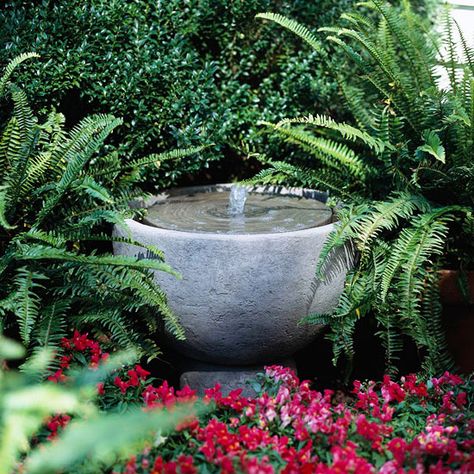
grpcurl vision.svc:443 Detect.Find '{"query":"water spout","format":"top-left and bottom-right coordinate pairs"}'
top-left (228, 184), bottom-right (248, 216)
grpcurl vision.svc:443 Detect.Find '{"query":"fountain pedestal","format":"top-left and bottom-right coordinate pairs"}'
top-left (113, 185), bottom-right (349, 392)
top-left (179, 358), bottom-right (297, 397)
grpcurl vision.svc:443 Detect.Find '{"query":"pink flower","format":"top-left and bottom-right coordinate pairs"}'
top-left (381, 376), bottom-right (406, 403)
top-left (387, 437), bottom-right (408, 464)
top-left (265, 365), bottom-right (299, 387)
top-left (379, 460), bottom-right (404, 474)
top-left (241, 455), bottom-right (274, 474)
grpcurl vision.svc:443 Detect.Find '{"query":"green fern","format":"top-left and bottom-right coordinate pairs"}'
top-left (255, 2), bottom-right (474, 374)
top-left (255, 13), bottom-right (324, 54)
top-left (0, 55), bottom-right (204, 356)
top-left (0, 52), bottom-right (39, 96)
top-left (13, 268), bottom-right (48, 346)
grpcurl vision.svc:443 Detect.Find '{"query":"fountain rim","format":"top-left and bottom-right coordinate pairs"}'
top-left (128, 183), bottom-right (336, 239)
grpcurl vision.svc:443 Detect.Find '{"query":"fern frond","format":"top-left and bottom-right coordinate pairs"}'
top-left (441, 8), bottom-right (460, 92)
top-left (453, 18), bottom-right (474, 75)
top-left (0, 187), bottom-right (15, 230)
top-left (0, 53), bottom-right (40, 97)
top-left (274, 114), bottom-right (392, 153)
top-left (15, 244), bottom-right (180, 278)
top-left (13, 268), bottom-right (48, 346)
top-left (76, 176), bottom-right (113, 203)
top-left (354, 193), bottom-right (427, 259)
top-left (422, 270), bottom-right (454, 374)
top-left (256, 13), bottom-right (324, 54)
top-left (315, 204), bottom-right (366, 280)
top-left (394, 211), bottom-right (456, 341)
top-left (35, 300), bottom-right (70, 348)
top-left (93, 146), bottom-right (208, 179)
top-left (262, 122), bottom-right (367, 178)
top-left (375, 309), bottom-right (403, 375)
top-left (36, 115), bottom-right (123, 225)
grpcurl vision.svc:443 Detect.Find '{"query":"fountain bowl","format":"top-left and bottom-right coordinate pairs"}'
top-left (113, 184), bottom-right (348, 366)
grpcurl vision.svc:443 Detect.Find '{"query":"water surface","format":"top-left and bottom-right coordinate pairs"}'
top-left (144, 190), bottom-right (332, 234)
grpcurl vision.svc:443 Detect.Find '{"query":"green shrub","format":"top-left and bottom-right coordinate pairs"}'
top-left (252, 2), bottom-right (473, 374)
top-left (0, 54), bottom-right (202, 357)
top-left (0, 0), bottom-right (381, 188)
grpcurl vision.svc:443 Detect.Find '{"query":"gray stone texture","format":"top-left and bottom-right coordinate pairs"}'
top-left (180, 358), bottom-right (297, 397)
top-left (113, 185), bottom-right (348, 367)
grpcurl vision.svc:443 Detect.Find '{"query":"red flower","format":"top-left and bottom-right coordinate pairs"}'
top-left (135, 364), bottom-right (151, 380)
top-left (356, 414), bottom-right (383, 450)
top-left (142, 385), bottom-right (159, 407)
top-left (114, 376), bottom-right (129, 394)
top-left (353, 380), bottom-right (380, 409)
top-left (456, 391), bottom-right (467, 407)
top-left (401, 374), bottom-right (428, 398)
top-left (203, 384), bottom-right (223, 404)
top-left (46, 414), bottom-right (71, 440)
top-left (71, 329), bottom-right (90, 351)
top-left (59, 355), bottom-right (71, 369)
top-left (176, 455), bottom-right (197, 474)
top-left (127, 369), bottom-right (140, 387)
top-left (387, 437), bottom-right (408, 464)
top-left (47, 369), bottom-right (66, 384)
top-left (176, 385), bottom-right (197, 401)
top-left (381, 376), bottom-right (406, 403)
top-left (438, 371), bottom-right (464, 386)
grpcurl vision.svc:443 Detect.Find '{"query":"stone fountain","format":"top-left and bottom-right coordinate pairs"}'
top-left (113, 184), bottom-right (347, 393)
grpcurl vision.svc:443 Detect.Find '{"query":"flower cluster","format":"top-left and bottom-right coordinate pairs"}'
top-left (47, 330), bottom-right (109, 384)
top-left (43, 332), bottom-right (473, 473)
top-left (44, 330), bottom-right (110, 438)
top-left (117, 366), bottom-right (473, 474)
top-left (45, 414), bottom-right (71, 440)
top-left (43, 331), bottom-right (197, 440)
top-left (114, 365), bottom-right (151, 394)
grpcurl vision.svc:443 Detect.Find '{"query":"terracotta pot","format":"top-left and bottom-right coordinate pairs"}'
top-left (439, 270), bottom-right (474, 373)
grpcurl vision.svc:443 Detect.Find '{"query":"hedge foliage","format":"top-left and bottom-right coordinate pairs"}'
top-left (0, 0), bottom-right (367, 187)
top-left (0, 1), bottom-right (438, 188)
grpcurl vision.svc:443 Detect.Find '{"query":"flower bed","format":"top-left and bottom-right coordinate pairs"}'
top-left (45, 332), bottom-right (473, 473)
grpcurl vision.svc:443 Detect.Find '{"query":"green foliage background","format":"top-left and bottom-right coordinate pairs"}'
top-left (252, 2), bottom-right (472, 375)
top-left (0, 54), bottom-right (206, 358)
top-left (1, 0), bottom-right (377, 188)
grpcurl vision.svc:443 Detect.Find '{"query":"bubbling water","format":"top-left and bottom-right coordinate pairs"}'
top-left (228, 185), bottom-right (248, 216)
top-left (144, 188), bottom-right (332, 234)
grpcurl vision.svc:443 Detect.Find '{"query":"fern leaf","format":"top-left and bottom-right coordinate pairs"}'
top-left (256, 13), bottom-right (324, 54)
top-left (274, 114), bottom-right (392, 153)
top-left (15, 244), bottom-right (181, 278)
top-left (14, 268), bottom-right (48, 346)
top-left (0, 187), bottom-right (15, 229)
top-left (77, 176), bottom-right (113, 203)
top-left (0, 52), bottom-right (40, 97)
top-left (262, 122), bottom-right (367, 178)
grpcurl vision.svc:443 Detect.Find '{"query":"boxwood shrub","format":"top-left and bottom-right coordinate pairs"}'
top-left (0, 0), bottom-right (438, 188)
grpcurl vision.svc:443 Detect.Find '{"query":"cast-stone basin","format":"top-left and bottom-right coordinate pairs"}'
top-left (113, 184), bottom-right (347, 366)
